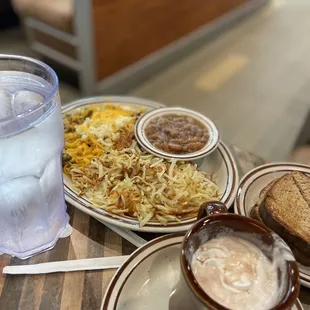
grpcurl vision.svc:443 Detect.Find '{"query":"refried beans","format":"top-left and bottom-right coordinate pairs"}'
top-left (145, 114), bottom-right (209, 154)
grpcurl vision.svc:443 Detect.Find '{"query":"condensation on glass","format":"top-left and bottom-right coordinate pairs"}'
top-left (0, 55), bottom-right (71, 259)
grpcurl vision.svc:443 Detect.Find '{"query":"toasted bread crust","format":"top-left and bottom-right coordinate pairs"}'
top-left (259, 179), bottom-right (278, 199)
top-left (250, 205), bottom-right (262, 221)
top-left (250, 179), bottom-right (278, 222)
top-left (260, 197), bottom-right (310, 265)
top-left (264, 173), bottom-right (310, 242)
top-left (258, 172), bottom-right (310, 266)
top-left (292, 171), bottom-right (310, 205)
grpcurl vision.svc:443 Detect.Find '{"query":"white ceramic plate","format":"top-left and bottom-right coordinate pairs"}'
top-left (101, 234), bottom-right (304, 310)
top-left (234, 163), bottom-right (310, 288)
top-left (62, 96), bottom-right (239, 233)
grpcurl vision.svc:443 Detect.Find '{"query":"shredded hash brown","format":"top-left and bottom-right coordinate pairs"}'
top-left (63, 103), bottom-right (220, 226)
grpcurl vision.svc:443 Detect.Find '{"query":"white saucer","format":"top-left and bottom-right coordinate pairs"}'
top-left (101, 234), bottom-right (304, 310)
top-left (234, 163), bottom-right (310, 288)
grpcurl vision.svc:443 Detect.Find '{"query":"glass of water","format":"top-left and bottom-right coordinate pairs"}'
top-left (0, 55), bottom-right (70, 259)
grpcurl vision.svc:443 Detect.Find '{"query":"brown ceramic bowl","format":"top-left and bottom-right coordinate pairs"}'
top-left (180, 201), bottom-right (300, 310)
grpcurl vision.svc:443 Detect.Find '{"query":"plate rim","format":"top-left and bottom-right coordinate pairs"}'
top-left (62, 95), bottom-right (166, 112)
top-left (102, 233), bottom-right (184, 310)
top-left (234, 162), bottom-right (310, 288)
top-left (101, 233), bottom-right (304, 310)
top-left (62, 96), bottom-right (239, 232)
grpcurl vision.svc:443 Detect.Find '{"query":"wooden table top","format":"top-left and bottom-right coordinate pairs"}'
top-left (0, 145), bottom-right (309, 310)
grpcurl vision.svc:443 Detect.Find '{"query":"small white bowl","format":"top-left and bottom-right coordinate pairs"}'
top-left (134, 107), bottom-right (220, 160)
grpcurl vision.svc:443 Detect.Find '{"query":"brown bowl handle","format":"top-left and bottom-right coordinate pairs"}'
top-left (197, 201), bottom-right (228, 220)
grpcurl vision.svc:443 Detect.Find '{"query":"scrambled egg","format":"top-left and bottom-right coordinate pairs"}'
top-left (76, 105), bottom-right (137, 139)
top-left (63, 103), bottom-right (145, 171)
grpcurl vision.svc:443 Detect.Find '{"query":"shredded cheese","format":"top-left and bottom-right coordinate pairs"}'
top-left (63, 103), bottom-right (220, 226)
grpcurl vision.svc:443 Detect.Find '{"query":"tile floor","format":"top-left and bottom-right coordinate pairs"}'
top-left (132, 0), bottom-right (310, 161)
top-left (1, 0), bottom-right (310, 161)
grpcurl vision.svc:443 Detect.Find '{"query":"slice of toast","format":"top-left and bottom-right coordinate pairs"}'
top-left (250, 179), bottom-right (278, 221)
top-left (292, 171), bottom-right (310, 205)
top-left (258, 172), bottom-right (310, 265)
